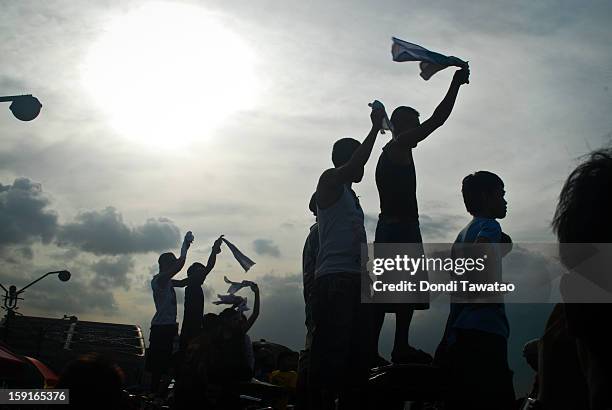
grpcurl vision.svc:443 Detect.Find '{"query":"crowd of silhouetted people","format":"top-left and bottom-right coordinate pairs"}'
top-left (35, 68), bottom-right (612, 410)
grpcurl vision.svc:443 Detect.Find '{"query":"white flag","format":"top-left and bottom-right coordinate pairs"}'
top-left (213, 294), bottom-right (250, 312)
top-left (224, 276), bottom-right (256, 295)
top-left (222, 238), bottom-right (256, 272)
top-left (391, 37), bottom-right (468, 80)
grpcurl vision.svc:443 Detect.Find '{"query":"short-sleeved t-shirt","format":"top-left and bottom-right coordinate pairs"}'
top-left (448, 217), bottom-right (509, 341)
top-left (151, 274), bottom-right (177, 326)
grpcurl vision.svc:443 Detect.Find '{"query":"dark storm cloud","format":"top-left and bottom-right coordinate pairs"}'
top-left (0, 178), bottom-right (183, 256)
top-left (57, 207), bottom-right (181, 255)
top-left (91, 254), bottom-right (135, 290)
top-left (0, 177), bottom-right (58, 248)
top-left (253, 238), bottom-right (281, 257)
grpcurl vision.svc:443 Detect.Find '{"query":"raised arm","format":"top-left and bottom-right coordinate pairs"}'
top-left (317, 108), bottom-right (385, 208)
top-left (202, 236), bottom-right (224, 277)
top-left (396, 68), bottom-right (470, 149)
top-left (244, 283), bottom-right (260, 332)
top-left (158, 231), bottom-right (194, 282)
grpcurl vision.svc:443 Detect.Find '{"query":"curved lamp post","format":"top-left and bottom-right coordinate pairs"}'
top-left (0, 94), bottom-right (42, 121)
top-left (1, 270), bottom-right (71, 340)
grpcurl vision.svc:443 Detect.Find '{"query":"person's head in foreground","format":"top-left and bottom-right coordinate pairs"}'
top-left (202, 312), bottom-right (220, 331)
top-left (552, 148), bottom-right (612, 273)
top-left (56, 353), bottom-right (125, 408)
top-left (553, 148), bottom-right (612, 244)
top-left (462, 171), bottom-right (507, 219)
top-left (220, 307), bottom-right (244, 333)
top-left (158, 252), bottom-right (178, 274)
top-left (332, 137), bottom-right (363, 182)
top-left (391, 106), bottom-right (420, 141)
top-left (187, 262), bottom-right (206, 286)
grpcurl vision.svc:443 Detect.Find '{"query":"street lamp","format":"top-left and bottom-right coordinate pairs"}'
top-left (0, 94), bottom-right (42, 121)
top-left (1, 270), bottom-right (71, 317)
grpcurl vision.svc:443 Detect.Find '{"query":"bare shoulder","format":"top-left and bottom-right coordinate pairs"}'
top-left (316, 168), bottom-right (342, 209)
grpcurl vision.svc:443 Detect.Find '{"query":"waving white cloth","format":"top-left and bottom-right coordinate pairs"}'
top-left (391, 37), bottom-right (468, 80)
top-left (222, 238), bottom-right (256, 272)
top-left (213, 294), bottom-right (250, 312)
top-left (224, 276), bottom-right (256, 295)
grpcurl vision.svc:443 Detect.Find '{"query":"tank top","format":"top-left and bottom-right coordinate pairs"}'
top-left (315, 186), bottom-right (367, 278)
top-left (376, 144), bottom-right (418, 220)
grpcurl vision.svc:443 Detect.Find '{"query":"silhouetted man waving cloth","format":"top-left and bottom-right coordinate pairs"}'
top-left (179, 235), bottom-right (223, 352)
top-left (147, 231), bottom-right (194, 395)
top-left (309, 107), bottom-right (385, 410)
top-left (370, 67), bottom-right (470, 365)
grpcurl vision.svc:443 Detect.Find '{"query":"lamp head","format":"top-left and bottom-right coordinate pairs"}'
top-left (58, 270), bottom-right (71, 282)
top-left (9, 95), bottom-right (42, 121)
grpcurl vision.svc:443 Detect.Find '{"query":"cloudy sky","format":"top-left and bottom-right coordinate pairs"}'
top-left (1, 0), bottom-right (611, 394)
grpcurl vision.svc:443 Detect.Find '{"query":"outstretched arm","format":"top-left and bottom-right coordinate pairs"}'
top-left (316, 108), bottom-right (385, 208)
top-left (202, 236), bottom-right (224, 278)
top-left (396, 68), bottom-right (470, 149)
top-left (244, 283), bottom-right (260, 332)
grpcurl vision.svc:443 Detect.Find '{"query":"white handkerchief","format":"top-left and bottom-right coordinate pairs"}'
top-left (391, 37), bottom-right (468, 80)
top-left (213, 294), bottom-right (250, 311)
top-left (224, 276), bottom-right (256, 295)
top-left (222, 238), bottom-right (256, 272)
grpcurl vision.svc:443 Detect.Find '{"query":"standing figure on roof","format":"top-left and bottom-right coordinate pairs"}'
top-left (147, 231), bottom-right (194, 395)
top-left (370, 67), bottom-right (470, 365)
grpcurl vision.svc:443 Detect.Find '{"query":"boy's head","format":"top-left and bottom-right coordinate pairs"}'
top-left (219, 307), bottom-right (242, 331)
top-left (187, 262), bottom-right (206, 284)
top-left (332, 138), bottom-right (363, 182)
top-left (391, 106), bottom-right (420, 136)
top-left (462, 171), bottom-right (507, 219)
top-left (202, 313), bottom-right (220, 333)
top-left (158, 252), bottom-right (177, 273)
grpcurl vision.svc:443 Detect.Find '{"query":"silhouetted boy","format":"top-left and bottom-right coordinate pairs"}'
top-left (309, 107), bottom-right (385, 409)
top-left (179, 236), bottom-right (223, 351)
top-left (442, 171), bottom-right (515, 410)
top-left (371, 67), bottom-right (470, 365)
top-left (147, 231), bottom-right (193, 394)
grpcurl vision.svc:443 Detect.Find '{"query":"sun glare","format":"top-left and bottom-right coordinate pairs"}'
top-left (81, 2), bottom-right (259, 148)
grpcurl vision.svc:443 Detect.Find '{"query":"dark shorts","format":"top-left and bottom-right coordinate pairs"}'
top-left (146, 323), bottom-right (178, 373)
top-left (309, 273), bottom-right (370, 391)
top-left (374, 217), bottom-right (429, 310)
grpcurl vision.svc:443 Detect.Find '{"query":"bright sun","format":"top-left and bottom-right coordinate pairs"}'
top-left (81, 2), bottom-right (258, 148)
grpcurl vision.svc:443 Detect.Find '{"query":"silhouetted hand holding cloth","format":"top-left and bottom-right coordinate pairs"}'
top-left (224, 276), bottom-right (256, 295)
top-left (213, 294), bottom-right (249, 312)
top-left (222, 238), bottom-right (256, 271)
top-left (391, 37), bottom-right (468, 80)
